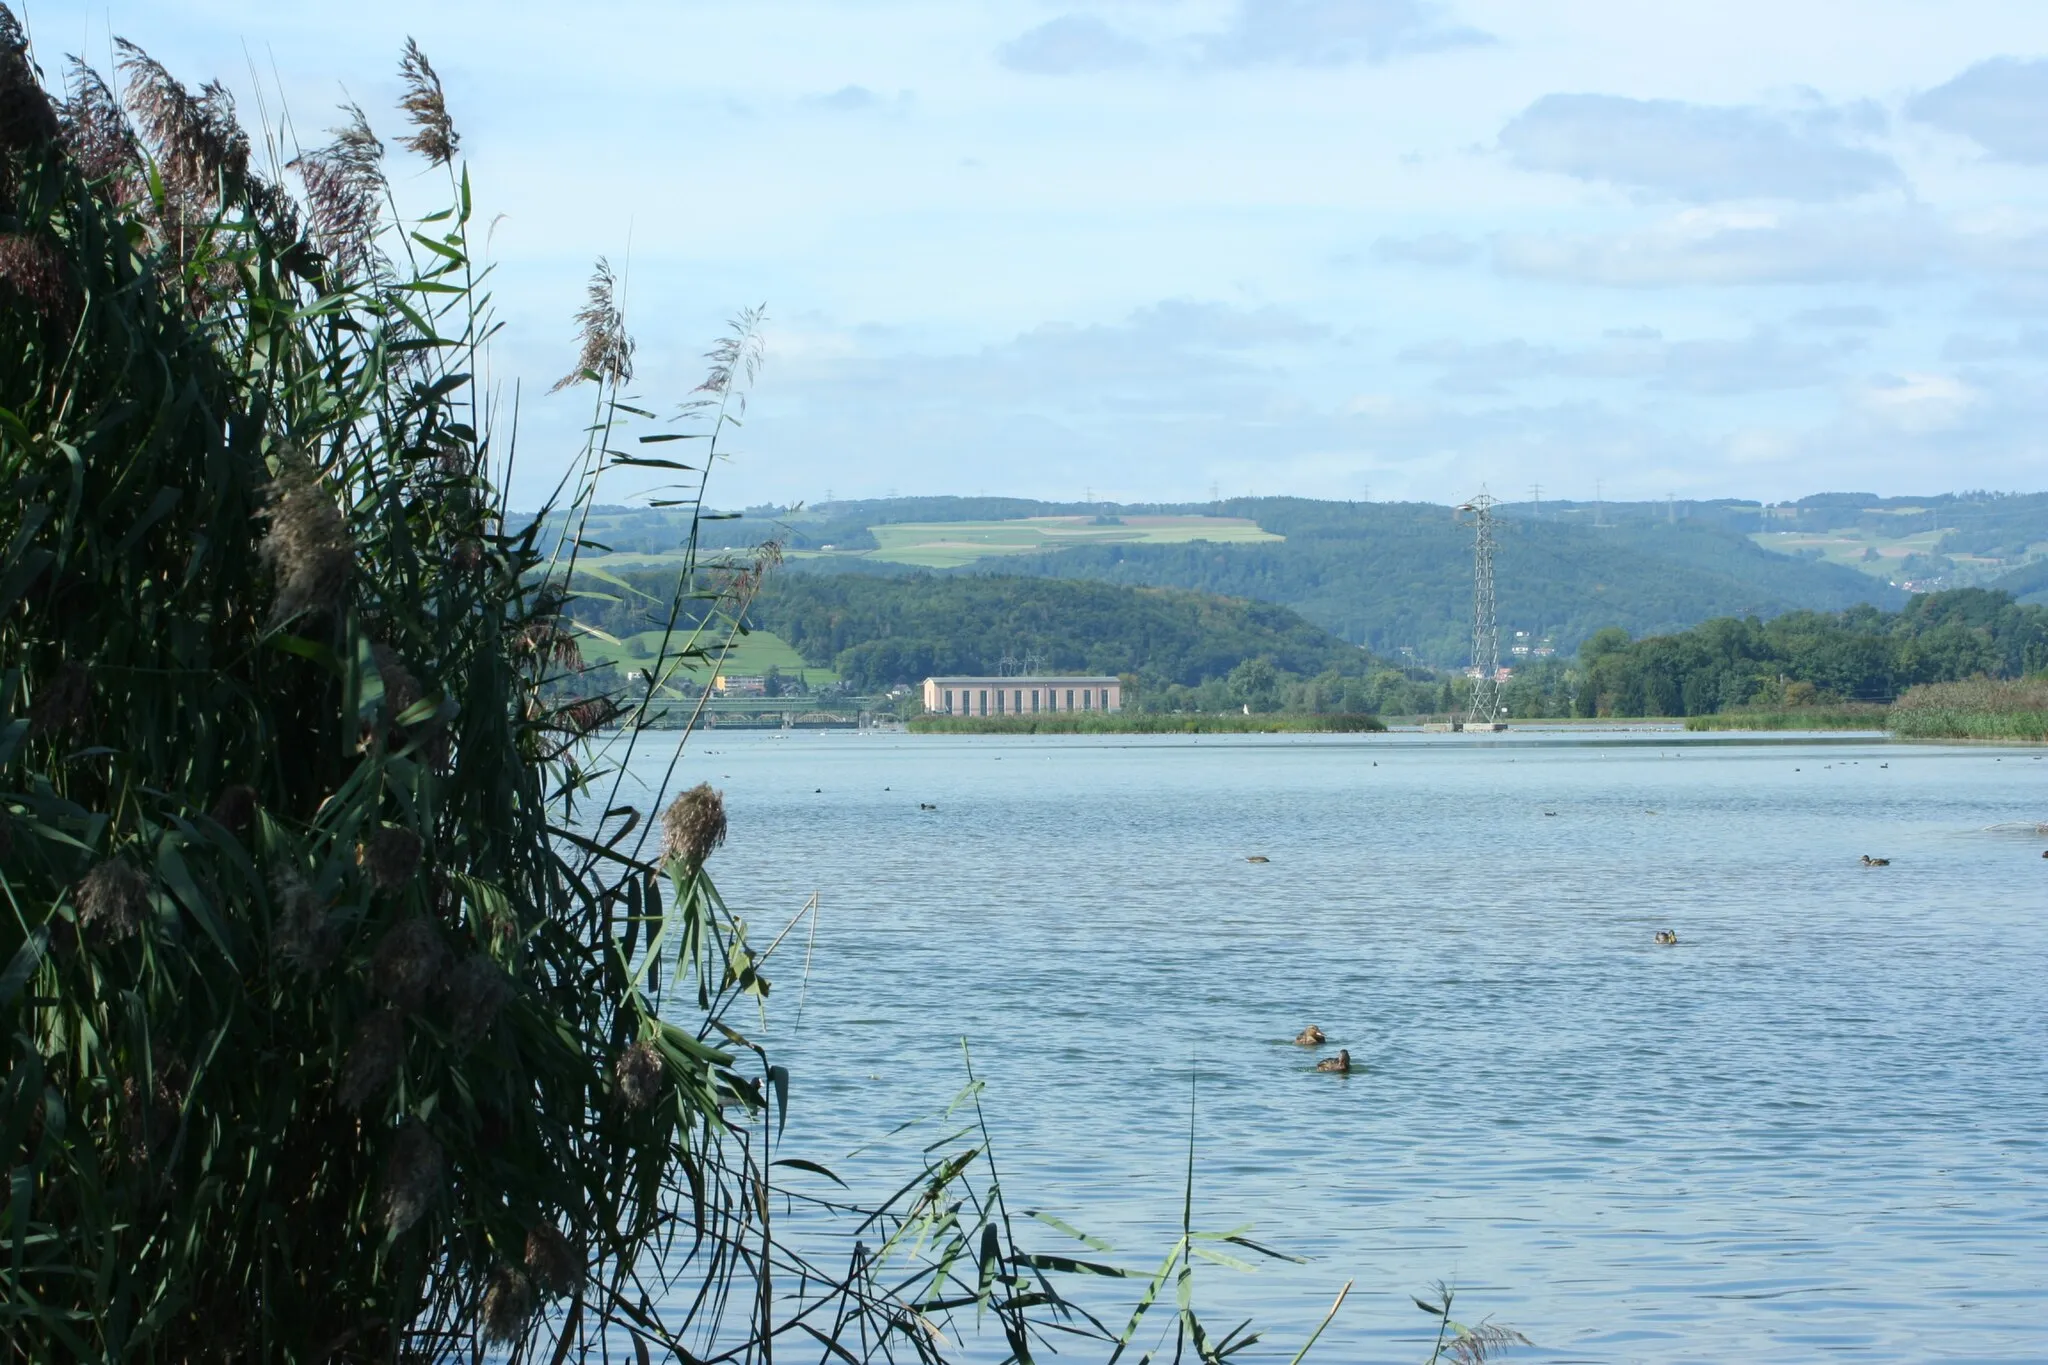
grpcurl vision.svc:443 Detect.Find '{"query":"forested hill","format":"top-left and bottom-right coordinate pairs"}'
top-left (1576, 588), bottom-right (2048, 717)
top-left (747, 575), bottom-right (1389, 691)
top-left (945, 500), bottom-right (1895, 664)
top-left (550, 494), bottom-right (1915, 666)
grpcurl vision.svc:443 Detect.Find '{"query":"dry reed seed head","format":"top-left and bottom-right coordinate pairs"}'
top-left (115, 42), bottom-right (251, 211)
top-left (443, 954), bottom-right (511, 1053)
top-left (337, 1008), bottom-right (404, 1111)
top-left (549, 258), bottom-right (634, 393)
top-left (479, 1265), bottom-right (533, 1344)
top-left (371, 916), bottom-right (447, 1013)
top-left (395, 39), bottom-right (458, 167)
top-left (58, 58), bottom-right (141, 192)
top-left (28, 660), bottom-right (89, 735)
top-left (661, 783), bottom-right (727, 870)
top-left (377, 1121), bottom-right (443, 1238)
top-left (209, 783), bottom-right (257, 834)
top-left (290, 103), bottom-right (385, 282)
top-left (0, 233), bottom-right (72, 322)
top-left (361, 826), bottom-right (423, 893)
top-left (613, 1040), bottom-right (665, 1111)
top-left (270, 867), bottom-right (339, 974)
top-left (258, 456), bottom-right (354, 623)
top-left (76, 858), bottom-right (150, 941)
top-left (523, 1224), bottom-right (579, 1298)
top-left (550, 695), bottom-right (616, 739)
top-left (370, 641), bottom-right (422, 721)
top-left (0, 7), bottom-right (58, 156)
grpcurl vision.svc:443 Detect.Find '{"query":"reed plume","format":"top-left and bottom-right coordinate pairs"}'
top-left (257, 451), bottom-right (354, 623)
top-left (290, 103), bottom-right (385, 282)
top-left (57, 58), bottom-right (139, 193)
top-left (661, 783), bottom-right (727, 870)
top-left (396, 38), bottom-right (458, 166)
top-left (372, 917), bottom-right (447, 1012)
top-left (378, 1122), bottom-right (443, 1237)
top-left (552, 257), bottom-right (635, 392)
top-left (76, 857), bottom-right (148, 941)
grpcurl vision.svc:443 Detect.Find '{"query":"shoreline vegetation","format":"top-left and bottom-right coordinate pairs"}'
top-left (908, 711), bottom-right (1388, 734)
top-left (1682, 680), bottom-right (2048, 740)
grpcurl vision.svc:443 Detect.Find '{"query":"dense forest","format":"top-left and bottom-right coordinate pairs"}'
top-left (1573, 589), bottom-right (2048, 717)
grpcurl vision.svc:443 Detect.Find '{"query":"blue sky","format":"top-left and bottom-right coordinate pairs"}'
top-left (22, 1), bottom-right (2048, 510)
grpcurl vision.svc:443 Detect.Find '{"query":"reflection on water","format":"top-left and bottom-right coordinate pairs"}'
top-left (615, 730), bottom-right (2048, 1363)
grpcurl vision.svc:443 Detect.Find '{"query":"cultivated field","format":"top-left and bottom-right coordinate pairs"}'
top-left (851, 515), bottom-right (1282, 568)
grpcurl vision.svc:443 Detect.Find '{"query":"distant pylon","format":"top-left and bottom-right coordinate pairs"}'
top-left (1457, 492), bottom-right (1500, 727)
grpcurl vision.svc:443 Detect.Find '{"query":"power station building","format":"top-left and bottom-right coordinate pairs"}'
top-left (921, 675), bottom-right (1123, 717)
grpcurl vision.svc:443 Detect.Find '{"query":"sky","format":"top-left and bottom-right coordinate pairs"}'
top-left (20, 1), bottom-right (2048, 510)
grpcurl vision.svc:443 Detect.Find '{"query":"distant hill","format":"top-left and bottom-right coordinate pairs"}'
top-left (772, 498), bottom-right (1897, 665)
top-left (532, 492), bottom-right (2048, 666)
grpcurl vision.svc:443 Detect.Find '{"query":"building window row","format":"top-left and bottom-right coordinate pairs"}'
top-left (939, 684), bottom-right (1105, 715)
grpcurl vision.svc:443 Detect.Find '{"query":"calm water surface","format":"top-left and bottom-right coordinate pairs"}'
top-left (621, 729), bottom-right (2048, 1363)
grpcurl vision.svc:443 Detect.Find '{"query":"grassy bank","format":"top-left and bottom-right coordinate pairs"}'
top-left (1888, 679), bottom-right (2048, 741)
top-left (909, 712), bottom-right (1387, 734)
top-left (1685, 705), bottom-right (1891, 732)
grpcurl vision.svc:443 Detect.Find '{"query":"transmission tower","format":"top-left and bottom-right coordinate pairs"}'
top-left (1457, 492), bottom-right (1501, 728)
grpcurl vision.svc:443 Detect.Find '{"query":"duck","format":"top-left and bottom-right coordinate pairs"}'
top-left (1315, 1049), bottom-right (1352, 1074)
top-left (1246, 855), bottom-right (1271, 864)
top-left (918, 802), bottom-right (937, 811)
top-left (1294, 1024), bottom-right (1327, 1047)
top-left (1653, 929), bottom-right (1679, 945)
top-left (1861, 855), bottom-right (1890, 867)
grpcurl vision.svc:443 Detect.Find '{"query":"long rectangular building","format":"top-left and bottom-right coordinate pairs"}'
top-left (922, 675), bottom-right (1123, 717)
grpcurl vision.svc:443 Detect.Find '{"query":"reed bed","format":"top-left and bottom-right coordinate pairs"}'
top-left (1684, 706), bottom-right (1892, 733)
top-left (1888, 678), bottom-right (2048, 741)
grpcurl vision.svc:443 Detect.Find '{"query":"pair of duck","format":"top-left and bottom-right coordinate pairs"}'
top-left (1654, 929), bottom-right (1679, 946)
top-left (1294, 1024), bottom-right (1350, 1073)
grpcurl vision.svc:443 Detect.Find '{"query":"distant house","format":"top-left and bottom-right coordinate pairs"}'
top-left (921, 675), bottom-right (1123, 716)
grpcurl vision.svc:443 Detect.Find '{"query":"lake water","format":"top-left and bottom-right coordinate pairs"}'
top-left (617, 729), bottom-right (2048, 1363)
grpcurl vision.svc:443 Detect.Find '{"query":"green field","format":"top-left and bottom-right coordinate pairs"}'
top-left (576, 627), bottom-right (835, 684)
top-left (815, 515), bottom-right (1281, 568)
top-left (1749, 526), bottom-right (2037, 586)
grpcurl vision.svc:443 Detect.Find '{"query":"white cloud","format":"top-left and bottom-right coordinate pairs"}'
top-left (996, 15), bottom-right (1148, 76)
top-left (1909, 57), bottom-right (2048, 163)
top-left (1499, 93), bottom-right (1898, 201)
top-left (1494, 208), bottom-right (1946, 287)
top-left (1194, 0), bottom-right (1492, 68)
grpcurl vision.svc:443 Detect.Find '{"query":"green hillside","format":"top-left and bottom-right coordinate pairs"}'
top-left (538, 493), bottom-right (2006, 668)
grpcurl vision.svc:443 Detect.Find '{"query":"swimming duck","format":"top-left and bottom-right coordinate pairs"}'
top-left (1246, 855), bottom-right (1271, 863)
top-left (1294, 1024), bottom-right (1327, 1047)
top-left (1861, 855), bottom-right (1890, 867)
top-left (1654, 930), bottom-right (1679, 945)
top-left (919, 802), bottom-right (937, 811)
top-left (1315, 1049), bottom-right (1352, 1074)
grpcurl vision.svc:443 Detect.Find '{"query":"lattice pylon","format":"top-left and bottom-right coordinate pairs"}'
top-left (1457, 492), bottom-right (1500, 726)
